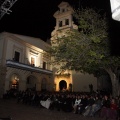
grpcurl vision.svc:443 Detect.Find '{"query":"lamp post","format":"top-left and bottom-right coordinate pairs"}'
top-left (110, 0), bottom-right (120, 21)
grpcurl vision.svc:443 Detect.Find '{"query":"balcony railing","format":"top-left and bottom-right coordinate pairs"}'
top-left (6, 60), bottom-right (53, 74)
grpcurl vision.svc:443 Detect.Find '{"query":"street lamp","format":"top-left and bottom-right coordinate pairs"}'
top-left (110, 0), bottom-right (120, 21)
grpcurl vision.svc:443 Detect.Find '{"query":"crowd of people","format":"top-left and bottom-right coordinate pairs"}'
top-left (3, 89), bottom-right (120, 120)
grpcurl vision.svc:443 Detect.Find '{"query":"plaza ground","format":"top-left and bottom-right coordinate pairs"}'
top-left (0, 98), bottom-right (106, 120)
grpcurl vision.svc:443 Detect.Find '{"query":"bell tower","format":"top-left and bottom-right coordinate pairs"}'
top-left (50, 2), bottom-right (78, 91)
top-left (54, 2), bottom-right (74, 30)
top-left (51, 1), bottom-right (78, 41)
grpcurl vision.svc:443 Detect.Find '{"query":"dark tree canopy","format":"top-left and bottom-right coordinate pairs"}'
top-left (49, 8), bottom-right (120, 74)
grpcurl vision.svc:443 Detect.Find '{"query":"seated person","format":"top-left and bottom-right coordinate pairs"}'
top-left (108, 98), bottom-right (118, 120)
top-left (82, 95), bottom-right (95, 116)
top-left (73, 95), bottom-right (81, 113)
top-left (89, 95), bottom-right (102, 117)
top-left (78, 94), bottom-right (89, 114)
top-left (100, 95), bottom-right (110, 118)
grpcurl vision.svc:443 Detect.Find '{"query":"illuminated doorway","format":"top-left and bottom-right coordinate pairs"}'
top-left (59, 80), bottom-right (67, 91)
top-left (11, 74), bottom-right (19, 90)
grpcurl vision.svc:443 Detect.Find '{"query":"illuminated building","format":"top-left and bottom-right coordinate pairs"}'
top-left (51, 2), bottom-right (97, 92)
top-left (1, 2), bottom-right (111, 97)
top-left (0, 32), bottom-right (53, 97)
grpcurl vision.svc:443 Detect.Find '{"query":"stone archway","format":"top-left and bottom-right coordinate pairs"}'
top-left (10, 74), bottom-right (19, 90)
top-left (59, 80), bottom-right (67, 91)
top-left (26, 75), bottom-right (37, 91)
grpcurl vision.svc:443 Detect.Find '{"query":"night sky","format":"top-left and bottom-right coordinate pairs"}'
top-left (0, 0), bottom-right (120, 55)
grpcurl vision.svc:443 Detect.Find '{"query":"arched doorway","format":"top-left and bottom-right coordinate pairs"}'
top-left (59, 80), bottom-right (67, 91)
top-left (26, 75), bottom-right (37, 91)
top-left (10, 74), bottom-right (19, 90)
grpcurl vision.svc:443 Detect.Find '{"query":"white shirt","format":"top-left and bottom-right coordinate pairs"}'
top-left (74, 99), bottom-right (81, 105)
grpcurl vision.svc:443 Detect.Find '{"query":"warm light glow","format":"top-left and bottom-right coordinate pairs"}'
top-left (54, 76), bottom-right (72, 91)
top-left (110, 0), bottom-right (120, 21)
top-left (12, 79), bottom-right (17, 84)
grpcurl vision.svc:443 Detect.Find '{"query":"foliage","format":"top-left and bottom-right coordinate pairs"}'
top-left (48, 8), bottom-right (120, 76)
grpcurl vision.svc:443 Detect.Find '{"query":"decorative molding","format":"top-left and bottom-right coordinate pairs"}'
top-left (30, 50), bottom-right (39, 55)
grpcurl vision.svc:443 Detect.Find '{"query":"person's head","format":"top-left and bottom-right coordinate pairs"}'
top-left (78, 95), bottom-right (81, 99)
top-left (82, 94), bottom-right (85, 98)
top-left (104, 95), bottom-right (108, 100)
top-left (95, 96), bottom-right (99, 99)
top-left (111, 98), bottom-right (116, 104)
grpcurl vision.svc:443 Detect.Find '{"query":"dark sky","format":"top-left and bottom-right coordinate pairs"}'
top-left (0, 0), bottom-right (76, 40)
top-left (0, 0), bottom-right (120, 55)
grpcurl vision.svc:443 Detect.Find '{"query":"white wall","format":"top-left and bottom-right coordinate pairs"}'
top-left (6, 38), bottom-right (25, 62)
top-left (3, 34), bottom-right (46, 69)
top-left (72, 71), bottom-right (97, 92)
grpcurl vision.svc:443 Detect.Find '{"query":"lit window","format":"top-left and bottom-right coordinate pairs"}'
top-left (31, 57), bottom-right (35, 66)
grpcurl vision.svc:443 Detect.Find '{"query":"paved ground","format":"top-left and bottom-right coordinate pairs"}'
top-left (0, 98), bottom-right (106, 120)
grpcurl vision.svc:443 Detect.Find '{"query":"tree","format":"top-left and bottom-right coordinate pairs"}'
top-left (49, 8), bottom-right (120, 97)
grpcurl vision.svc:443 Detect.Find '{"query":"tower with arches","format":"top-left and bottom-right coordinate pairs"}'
top-left (51, 1), bottom-right (97, 92)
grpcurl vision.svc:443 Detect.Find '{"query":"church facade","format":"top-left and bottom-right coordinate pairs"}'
top-left (50, 2), bottom-right (97, 92)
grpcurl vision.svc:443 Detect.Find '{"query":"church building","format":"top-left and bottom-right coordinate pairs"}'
top-left (50, 2), bottom-right (97, 92)
top-left (0, 1), bottom-right (102, 98)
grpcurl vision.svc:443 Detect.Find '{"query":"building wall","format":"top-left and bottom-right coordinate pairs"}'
top-left (6, 37), bottom-right (25, 62)
top-left (5, 67), bottom-right (52, 92)
top-left (72, 71), bottom-right (97, 92)
top-left (0, 32), bottom-right (51, 70)
top-left (0, 32), bottom-right (53, 97)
